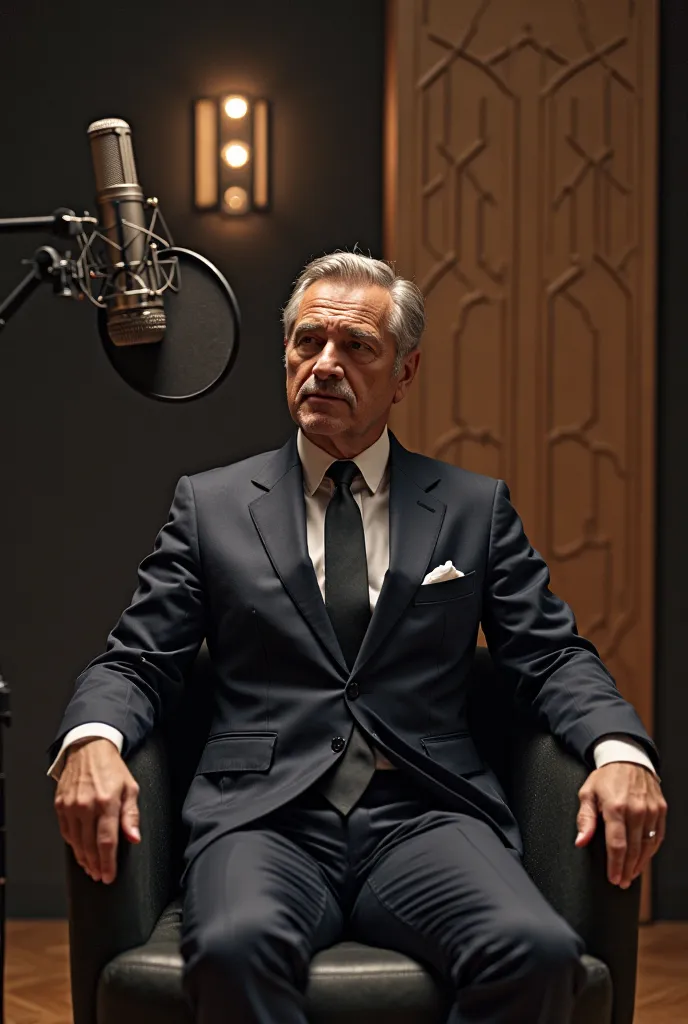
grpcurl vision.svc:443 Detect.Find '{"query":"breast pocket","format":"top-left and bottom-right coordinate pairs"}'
top-left (414, 570), bottom-right (476, 605)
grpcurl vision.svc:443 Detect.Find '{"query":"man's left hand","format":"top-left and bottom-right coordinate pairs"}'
top-left (575, 763), bottom-right (667, 888)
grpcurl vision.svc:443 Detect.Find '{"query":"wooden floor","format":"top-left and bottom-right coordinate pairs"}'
top-left (3, 920), bottom-right (687, 1023)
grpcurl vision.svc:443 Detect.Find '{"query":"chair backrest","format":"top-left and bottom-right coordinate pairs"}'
top-left (162, 642), bottom-right (520, 878)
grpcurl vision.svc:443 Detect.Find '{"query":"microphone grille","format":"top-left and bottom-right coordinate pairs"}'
top-left (88, 117), bottom-right (130, 132)
top-left (87, 118), bottom-right (139, 190)
top-left (108, 307), bottom-right (167, 347)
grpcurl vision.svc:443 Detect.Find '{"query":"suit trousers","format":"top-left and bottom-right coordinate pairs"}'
top-left (181, 769), bottom-right (585, 1024)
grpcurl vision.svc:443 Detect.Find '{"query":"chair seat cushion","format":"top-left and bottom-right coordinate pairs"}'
top-left (97, 900), bottom-right (612, 1024)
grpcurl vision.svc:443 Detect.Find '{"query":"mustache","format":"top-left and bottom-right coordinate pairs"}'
top-left (297, 377), bottom-right (357, 408)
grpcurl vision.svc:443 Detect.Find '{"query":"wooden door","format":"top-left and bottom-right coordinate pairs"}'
top-left (385, 0), bottom-right (658, 917)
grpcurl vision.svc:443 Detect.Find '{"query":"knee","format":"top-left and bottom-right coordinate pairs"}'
top-left (190, 920), bottom-right (246, 977)
top-left (185, 911), bottom-right (308, 987)
top-left (189, 916), bottom-right (269, 977)
top-left (457, 914), bottom-right (583, 989)
top-left (502, 914), bottom-right (583, 981)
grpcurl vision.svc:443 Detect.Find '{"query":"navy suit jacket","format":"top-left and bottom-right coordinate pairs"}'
top-left (50, 433), bottom-right (658, 878)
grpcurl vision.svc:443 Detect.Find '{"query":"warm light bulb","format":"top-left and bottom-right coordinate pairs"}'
top-left (222, 142), bottom-right (250, 168)
top-left (223, 186), bottom-right (249, 213)
top-left (224, 96), bottom-right (248, 119)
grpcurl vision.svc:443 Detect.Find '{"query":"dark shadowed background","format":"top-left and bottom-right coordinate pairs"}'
top-left (654, 0), bottom-right (688, 921)
top-left (0, 0), bottom-right (384, 915)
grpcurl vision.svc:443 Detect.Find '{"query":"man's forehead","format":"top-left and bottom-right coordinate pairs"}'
top-left (295, 282), bottom-right (391, 327)
top-left (300, 279), bottom-right (389, 303)
top-left (293, 317), bottom-right (380, 340)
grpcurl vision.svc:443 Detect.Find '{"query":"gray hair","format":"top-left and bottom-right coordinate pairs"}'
top-left (282, 252), bottom-right (425, 375)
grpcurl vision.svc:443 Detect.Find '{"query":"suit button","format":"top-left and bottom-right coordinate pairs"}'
top-left (346, 681), bottom-right (359, 700)
top-left (331, 736), bottom-right (345, 753)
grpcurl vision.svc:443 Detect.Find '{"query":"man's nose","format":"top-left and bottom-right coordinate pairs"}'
top-left (312, 342), bottom-right (343, 378)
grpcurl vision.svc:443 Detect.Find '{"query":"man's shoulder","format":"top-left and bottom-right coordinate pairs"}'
top-left (185, 442), bottom-right (289, 497)
top-left (396, 442), bottom-right (502, 503)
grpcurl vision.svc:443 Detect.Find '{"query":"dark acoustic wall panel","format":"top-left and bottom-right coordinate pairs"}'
top-left (655, 0), bottom-right (688, 920)
top-left (0, 0), bottom-right (384, 916)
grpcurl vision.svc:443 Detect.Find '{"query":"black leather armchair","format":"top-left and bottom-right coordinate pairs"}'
top-left (65, 646), bottom-right (641, 1024)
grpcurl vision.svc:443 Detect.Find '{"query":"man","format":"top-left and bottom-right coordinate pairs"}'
top-left (50, 253), bottom-right (667, 1024)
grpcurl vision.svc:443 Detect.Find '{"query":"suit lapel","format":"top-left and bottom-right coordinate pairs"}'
top-left (249, 436), bottom-right (348, 676)
top-left (351, 435), bottom-right (446, 676)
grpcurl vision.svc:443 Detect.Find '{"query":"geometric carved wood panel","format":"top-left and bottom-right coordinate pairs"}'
top-left (385, 0), bottom-right (658, 748)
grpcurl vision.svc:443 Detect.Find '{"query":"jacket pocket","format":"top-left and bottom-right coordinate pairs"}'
top-left (196, 732), bottom-right (277, 774)
top-left (419, 730), bottom-right (484, 776)
top-left (414, 571), bottom-right (476, 605)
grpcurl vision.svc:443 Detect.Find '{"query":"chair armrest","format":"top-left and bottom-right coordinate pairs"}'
top-left (510, 728), bottom-right (640, 1024)
top-left (67, 731), bottom-right (175, 1024)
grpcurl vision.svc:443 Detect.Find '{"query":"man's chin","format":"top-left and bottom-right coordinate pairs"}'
top-left (295, 407), bottom-right (348, 435)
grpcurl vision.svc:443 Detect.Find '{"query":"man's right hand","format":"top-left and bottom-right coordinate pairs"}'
top-left (54, 738), bottom-right (141, 884)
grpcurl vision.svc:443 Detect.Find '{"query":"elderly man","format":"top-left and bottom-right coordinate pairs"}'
top-left (50, 252), bottom-right (666, 1024)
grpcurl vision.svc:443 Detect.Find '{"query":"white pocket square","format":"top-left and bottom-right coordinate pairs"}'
top-left (422, 561), bottom-right (464, 585)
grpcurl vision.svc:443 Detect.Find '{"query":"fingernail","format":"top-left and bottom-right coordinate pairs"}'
top-left (131, 827), bottom-right (141, 841)
top-left (575, 832), bottom-right (584, 843)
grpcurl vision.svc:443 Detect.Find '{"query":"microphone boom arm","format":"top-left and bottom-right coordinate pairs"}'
top-left (0, 209), bottom-right (97, 237)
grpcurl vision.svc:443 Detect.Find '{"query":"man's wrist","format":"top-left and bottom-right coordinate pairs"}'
top-left (593, 735), bottom-right (658, 778)
top-left (48, 723), bottom-right (125, 781)
top-left (64, 735), bottom-right (118, 759)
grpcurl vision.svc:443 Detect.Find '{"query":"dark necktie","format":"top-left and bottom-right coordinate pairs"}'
top-left (324, 460), bottom-right (371, 667)
top-left (317, 460), bottom-right (377, 813)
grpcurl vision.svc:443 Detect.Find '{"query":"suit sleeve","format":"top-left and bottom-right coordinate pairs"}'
top-left (47, 475), bottom-right (206, 764)
top-left (481, 480), bottom-right (659, 770)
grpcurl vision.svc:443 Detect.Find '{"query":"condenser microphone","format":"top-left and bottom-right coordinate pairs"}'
top-left (1, 114), bottom-right (241, 399)
top-left (86, 117), bottom-right (167, 346)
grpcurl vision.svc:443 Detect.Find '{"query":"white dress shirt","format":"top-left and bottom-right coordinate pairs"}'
top-left (48, 427), bottom-right (655, 779)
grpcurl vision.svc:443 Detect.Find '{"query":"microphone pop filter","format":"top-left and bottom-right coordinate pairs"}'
top-left (98, 247), bottom-right (240, 401)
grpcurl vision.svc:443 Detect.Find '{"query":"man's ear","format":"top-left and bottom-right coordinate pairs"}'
top-left (392, 349), bottom-right (421, 404)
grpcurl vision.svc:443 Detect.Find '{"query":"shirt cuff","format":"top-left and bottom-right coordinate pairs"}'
top-left (47, 723), bottom-right (124, 781)
top-left (593, 735), bottom-right (657, 777)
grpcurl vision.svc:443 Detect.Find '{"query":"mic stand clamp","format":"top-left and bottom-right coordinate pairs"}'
top-left (0, 246), bottom-right (81, 331)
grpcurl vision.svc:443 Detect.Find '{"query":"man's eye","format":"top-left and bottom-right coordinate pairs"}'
top-left (350, 340), bottom-right (374, 355)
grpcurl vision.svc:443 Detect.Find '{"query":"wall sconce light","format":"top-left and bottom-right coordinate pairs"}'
top-left (193, 94), bottom-right (270, 215)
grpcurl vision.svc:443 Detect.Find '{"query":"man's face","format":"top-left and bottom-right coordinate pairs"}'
top-left (284, 280), bottom-right (420, 457)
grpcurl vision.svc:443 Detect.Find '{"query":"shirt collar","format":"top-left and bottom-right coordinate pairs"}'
top-left (297, 427), bottom-right (390, 496)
